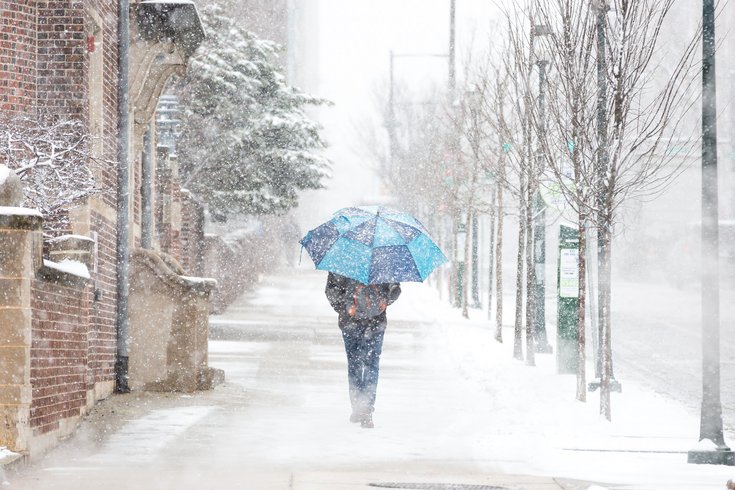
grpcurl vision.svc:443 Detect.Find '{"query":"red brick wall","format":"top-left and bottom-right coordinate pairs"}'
top-left (30, 278), bottom-right (91, 435)
top-left (89, 210), bottom-right (117, 384)
top-left (36, 1), bottom-right (85, 116)
top-left (0, 0), bottom-right (121, 442)
top-left (90, 0), bottom-right (120, 209)
top-left (0, 0), bottom-right (36, 115)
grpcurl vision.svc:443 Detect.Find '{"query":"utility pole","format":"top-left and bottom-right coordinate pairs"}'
top-left (688, 0), bottom-right (734, 466)
top-left (448, 0), bottom-right (456, 95)
top-left (387, 51), bottom-right (397, 171)
top-left (115, 0), bottom-right (131, 394)
top-left (589, 0), bottom-right (620, 395)
top-left (449, 0), bottom-right (463, 309)
top-left (532, 26), bottom-right (552, 353)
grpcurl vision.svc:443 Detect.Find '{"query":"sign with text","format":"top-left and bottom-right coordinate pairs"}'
top-left (559, 249), bottom-right (579, 298)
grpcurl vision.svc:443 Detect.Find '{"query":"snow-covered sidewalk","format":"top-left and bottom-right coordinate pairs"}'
top-left (7, 268), bottom-right (734, 490)
top-left (390, 276), bottom-right (735, 489)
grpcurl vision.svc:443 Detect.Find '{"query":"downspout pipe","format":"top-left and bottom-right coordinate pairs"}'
top-left (115, 0), bottom-right (131, 393)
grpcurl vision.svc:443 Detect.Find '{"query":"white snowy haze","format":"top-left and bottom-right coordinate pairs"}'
top-left (293, 0), bottom-right (499, 230)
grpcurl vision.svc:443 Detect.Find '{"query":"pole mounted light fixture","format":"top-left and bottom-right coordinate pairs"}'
top-left (531, 22), bottom-right (553, 353)
top-left (688, 0), bottom-right (734, 466)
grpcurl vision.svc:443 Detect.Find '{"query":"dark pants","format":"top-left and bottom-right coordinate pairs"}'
top-left (340, 319), bottom-right (386, 414)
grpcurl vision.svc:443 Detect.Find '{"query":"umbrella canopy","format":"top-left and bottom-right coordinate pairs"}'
top-left (299, 205), bottom-right (447, 285)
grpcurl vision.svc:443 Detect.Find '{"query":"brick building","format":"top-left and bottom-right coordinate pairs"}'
top-left (0, 1), bottom-right (210, 459)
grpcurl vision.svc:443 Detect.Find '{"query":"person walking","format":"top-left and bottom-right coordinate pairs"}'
top-left (325, 271), bottom-right (401, 428)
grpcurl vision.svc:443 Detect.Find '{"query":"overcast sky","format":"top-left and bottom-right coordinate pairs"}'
top-left (295, 0), bottom-right (499, 229)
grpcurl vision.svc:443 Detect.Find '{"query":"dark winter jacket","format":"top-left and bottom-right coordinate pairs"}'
top-left (325, 272), bottom-right (401, 328)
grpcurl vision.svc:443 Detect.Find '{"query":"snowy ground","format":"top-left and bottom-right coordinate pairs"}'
top-left (8, 267), bottom-right (735, 490)
top-left (387, 274), bottom-right (735, 489)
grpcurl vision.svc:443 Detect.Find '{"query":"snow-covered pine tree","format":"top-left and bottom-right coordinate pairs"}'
top-left (174, 5), bottom-right (330, 216)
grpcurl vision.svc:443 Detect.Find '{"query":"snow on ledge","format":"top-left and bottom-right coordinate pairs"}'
top-left (0, 446), bottom-right (21, 465)
top-left (0, 165), bottom-right (10, 187)
top-left (43, 258), bottom-right (91, 280)
top-left (47, 234), bottom-right (95, 243)
top-left (0, 206), bottom-right (42, 217)
top-left (140, 0), bottom-right (196, 4)
top-left (180, 275), bottom-right (218, 287)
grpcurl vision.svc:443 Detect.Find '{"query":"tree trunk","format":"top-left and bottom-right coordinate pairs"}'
top-left (576, 215), bottom-right (587, 402)
top-left (452, 214), bottom-right (460, 308)
top-left (599, 222), bottom-right (612, 420)
top-left (524, 164), bottom-right (536, 366)
top-left (495, 181), bottom-right (505, 343)
top-left (462, 211), bottom-right (471, 319)
top-left (513, 176), bottom-right (526, 360)
top-left (433, 213), bottom-right (444, 300)
top-left (471, 212), bottom-right (481, 308)
top-left (488, 187), bottom-right (497, 322)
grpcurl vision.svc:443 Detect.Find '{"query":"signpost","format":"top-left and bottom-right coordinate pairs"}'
top-left (557, 225), bottom-right (579, 374)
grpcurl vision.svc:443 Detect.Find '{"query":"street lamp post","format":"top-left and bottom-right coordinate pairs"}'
top-left (386, 48), bottom-right (451, 300)
top-left (688, 0), bottom-right (734, 466)
top-left (532, 23), bottom-right (553, 353)
top-left (588, 0), bottom-right (621, 394)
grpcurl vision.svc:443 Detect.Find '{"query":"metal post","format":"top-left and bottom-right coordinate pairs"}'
top-left (448, 0), bottom-right (456, 95)
top-left (534, 58), bottom-right (552, 353)
top-left (115, 0), bottom-right (131, 393)
top-left (387, 51), bottom-right (396, 170)
top-left (688, 0), bottom-right (734, 466)
top-left (593, 0), bottom-right (620, 394)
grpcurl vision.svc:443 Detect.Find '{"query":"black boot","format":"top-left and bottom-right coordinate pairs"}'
top-left (360, 412), bottom-right (374, 429)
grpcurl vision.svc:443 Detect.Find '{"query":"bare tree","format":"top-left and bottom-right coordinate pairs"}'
top-left (492, 2), bottom-right (541, 363)
top-left (535, 0), bottom-right (598, 402)
top-left (0, 114), bottom-right (100, 236)
top-left (532, 0), bottom-right (699, 415)
top-left (592, 0), bottom-right (699, 420)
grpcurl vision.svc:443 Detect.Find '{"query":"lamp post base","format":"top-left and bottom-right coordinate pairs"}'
top-left (535, 342), bottom-right (553, 354)
top-left (688, 448), bottom-right (735, 466)
top-left (587, 377), bottom-right (622, 393)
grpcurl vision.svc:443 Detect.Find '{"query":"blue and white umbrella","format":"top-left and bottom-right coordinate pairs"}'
top-left (299, 205), bottom-right (447, 285)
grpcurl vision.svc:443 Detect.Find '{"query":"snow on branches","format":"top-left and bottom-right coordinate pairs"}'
top-left (0, 114), bottom-right (100, 235)
top-left (173, 4), bottom-right (331, 216)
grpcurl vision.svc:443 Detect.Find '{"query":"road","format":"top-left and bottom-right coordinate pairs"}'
top-left (609, 278), bottom-right (735, 435)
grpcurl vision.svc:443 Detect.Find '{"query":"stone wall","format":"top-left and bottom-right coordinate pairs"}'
top-left (0, 210), bottom-right (43, 455)
top-left (128, 248), bottom-right (220, 392)
top-left (180, 190), bottom-right (205, 277)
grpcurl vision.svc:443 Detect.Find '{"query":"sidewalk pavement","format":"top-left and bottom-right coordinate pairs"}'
top-left (7, 268), bottom-right (605, 490)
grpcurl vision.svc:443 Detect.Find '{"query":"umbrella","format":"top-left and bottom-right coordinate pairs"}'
top-left (299, 205), bottom-right (447, 285)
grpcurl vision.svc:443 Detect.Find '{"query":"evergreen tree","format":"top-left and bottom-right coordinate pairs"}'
top-left (175, 5), bottom-right (330, 216)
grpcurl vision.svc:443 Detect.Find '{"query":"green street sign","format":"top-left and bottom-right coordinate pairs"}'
top-left (557, 224), bottom-right (579, 374)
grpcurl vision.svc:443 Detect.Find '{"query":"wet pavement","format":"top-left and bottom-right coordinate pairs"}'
top-left (7, 269), bottom-right (599, 490)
